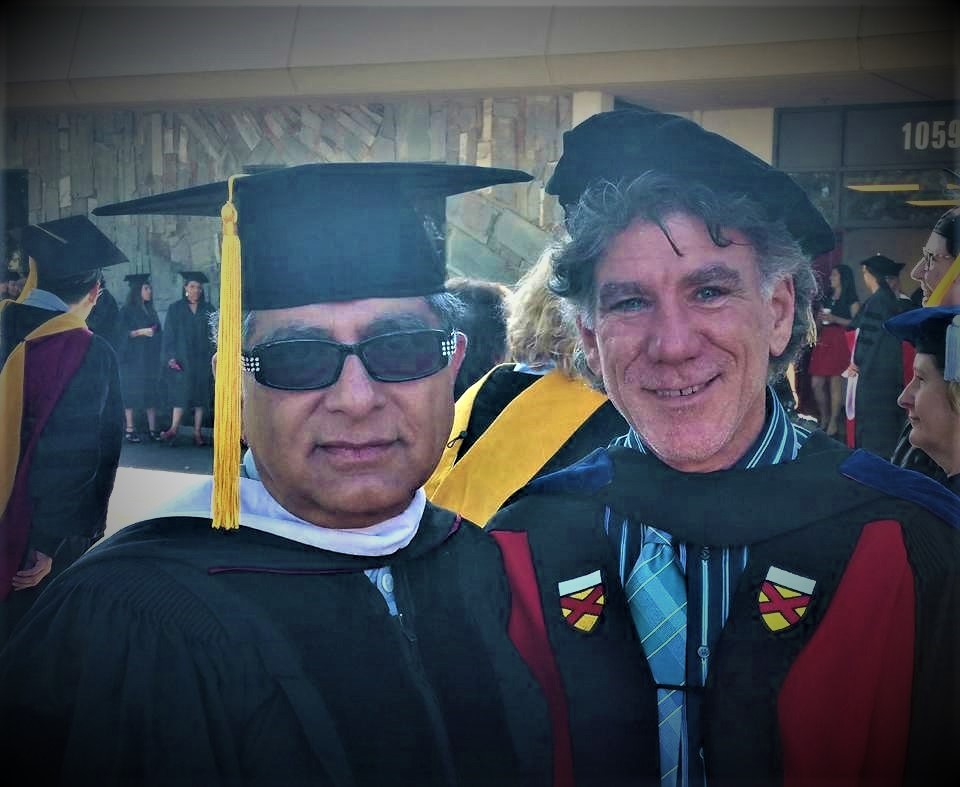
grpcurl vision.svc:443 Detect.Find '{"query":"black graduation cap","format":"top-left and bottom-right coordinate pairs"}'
top-left (859, 253), bottom-right (904, 279)
top-left (178, 270), bottom-right (209, 284)
top-left (124, 273), bottom-right (151, 287)
top-left (545, 108), bottom-right (836, 258)
top-left (885, 305), bottom-right (960, 379)
top-left (92, 162), bottom-right (533, 310)
top-left (3, 269), bottom-right (20, 283)
top-left (15, 215), bottom-right (128, 279)
top-left (92, 161), bottom-right (533, 531)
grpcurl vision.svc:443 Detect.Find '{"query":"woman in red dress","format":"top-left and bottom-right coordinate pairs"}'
top-left (808, 263), bottom-right (860, 437)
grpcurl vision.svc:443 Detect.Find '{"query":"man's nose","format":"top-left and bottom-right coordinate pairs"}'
top-left (322, 353), bottom-right (386, 415)
top-left (646, 302), bottom-right (699, 363)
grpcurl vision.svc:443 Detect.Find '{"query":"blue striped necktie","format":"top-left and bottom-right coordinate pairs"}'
top-left (625, 538), bottom-right (687, 787)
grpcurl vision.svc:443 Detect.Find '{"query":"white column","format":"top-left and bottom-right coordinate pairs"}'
top-left (571, 91), bottom-right (614, 128)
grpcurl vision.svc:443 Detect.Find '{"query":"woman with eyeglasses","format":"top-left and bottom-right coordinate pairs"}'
top-left (911, 206), bottom-right (960, 307)
top-left (808, 263), bottom-right (859, 438)
top-left (886, 306), bottom-right (960, 494)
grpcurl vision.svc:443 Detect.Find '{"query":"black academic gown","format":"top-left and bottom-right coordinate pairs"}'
top-left (850, 288), bottom-right (908, 457)
top-left (0, 302), bottom-right (123, 642)
top-left (488, 432), bottom-right (960, 787)
top-left (86, 286), bottom-right (123, 354)
top-left (118, 303), bottom-right (163, 409)
top-left (161, 298), bottom-right (215, 410)
top-left (458, 365), bottom-right (629, 478)
top-left (0, 505), bottom-right (554, 787)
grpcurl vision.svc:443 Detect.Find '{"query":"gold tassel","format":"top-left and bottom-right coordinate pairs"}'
top-left (14, 259), bottom-right (37, 303)
top-left (211, 176), bottom-right (243, 530)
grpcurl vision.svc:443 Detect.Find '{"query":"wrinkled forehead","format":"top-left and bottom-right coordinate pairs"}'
top-left (247, 296), bottom-right (437, 344)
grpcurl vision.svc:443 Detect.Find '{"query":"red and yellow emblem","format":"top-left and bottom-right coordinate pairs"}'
top-left (758, 566), bottom-right (816, 632)
top-left (558, 570), bottom-right (605, 632)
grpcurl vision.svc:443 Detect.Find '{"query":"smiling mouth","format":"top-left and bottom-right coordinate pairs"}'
top-left (650, 376), bottom-right (717, 399)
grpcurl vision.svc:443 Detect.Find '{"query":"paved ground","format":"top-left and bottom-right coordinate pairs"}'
top-left (106, 428), bottom-right (214, 538)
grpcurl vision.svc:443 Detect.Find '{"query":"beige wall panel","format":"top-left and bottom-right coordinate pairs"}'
top-left (548, 7), bottom-right (862, 55)
top-left (67, 71), bottom-right (300, 107)
top-left (290, 57), bottom-right (554, 97)
top-left (697, 108), bottom-right (775, 162)
top-left (546, 39), bottom-right (863, 87)
top-left (68, 7), bottom-right (298, 78)
top-left (290, 7), bottom-right (551, 66)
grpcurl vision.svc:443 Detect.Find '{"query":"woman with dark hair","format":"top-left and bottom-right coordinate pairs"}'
top-left (846, 254), bottom-right (910, 456)
top-left (808, 263), bottom-right (860, 437)
top-left (159, 271), bottom-right (215, 447)
top-left (118, 273), bottom-right (162, 442)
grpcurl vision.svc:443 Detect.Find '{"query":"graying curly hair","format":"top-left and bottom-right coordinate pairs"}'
top-left (550, 171), bottom-right (818, 384)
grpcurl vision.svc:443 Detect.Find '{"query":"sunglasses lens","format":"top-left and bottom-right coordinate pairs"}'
top-left (258, 341), bottom-right (342, 389)
top-left (362, 331), bottom-right (446, 381)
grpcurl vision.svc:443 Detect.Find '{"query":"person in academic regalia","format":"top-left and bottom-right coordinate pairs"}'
top-left (117, 273), bottom-right (163, 442)
top-left (159, 270), bottom-right (216, 446)
top-left (846, 253), bottom-right (912, 457)
top-left (891, 206), bottom-right (960, 481)
top-left (85, 274), bottom-right (123, 353)
top-left (886, 306), bottom-right (960, 495)
top-left (0, 215), bottom-right (125, 647)
top-left (0, 163), bottom-right (599, 787)
top-left (426, 247), bottom-right (628, 526)
top-left (485, 108), bottom-right (960, 787)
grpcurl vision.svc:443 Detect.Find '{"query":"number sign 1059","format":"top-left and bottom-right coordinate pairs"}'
top-left (902, 119), bottom-right (960, 151)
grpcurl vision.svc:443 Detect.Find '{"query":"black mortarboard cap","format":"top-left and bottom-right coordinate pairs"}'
top-left (3, 269), bottom-right (20, 283)
top-left (545, 108), bottom-right (836, 258)
top-left (859, 253), bottom-right (904, 279)
top-left (91, 161), bottom-right (533, 531)
top-left (15, 215), bottom-right (128, 279)
top-left (885, 305), bottom-right (960, 377)
top-left (93, 162), bottom-right (532, 310)
top-left (124, 273), bottom-right (151, 287)
top-left (178, 270), bottom-right (209, 284)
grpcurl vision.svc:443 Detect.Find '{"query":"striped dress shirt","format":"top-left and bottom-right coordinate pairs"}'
top-left (605, 387), bottom-right (811, 786)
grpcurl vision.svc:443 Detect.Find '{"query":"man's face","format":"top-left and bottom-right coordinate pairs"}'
top-left (242, 297), bottom-right (465, 528)
top-left (579, 213), bottom-right (794, 472)
top-left (899, 352), bottom-right (958, 470)
top-left (911, 231), bottom-right (960, 306)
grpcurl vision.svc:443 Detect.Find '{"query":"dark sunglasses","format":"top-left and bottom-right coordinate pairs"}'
top-left (241, 329), bottom-right (458, 391)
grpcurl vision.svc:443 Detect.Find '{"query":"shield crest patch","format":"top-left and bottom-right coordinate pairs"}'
top-left (759, 566), bottom-right (816, 632)
top-left (558, 570), bottom-right (605, 632)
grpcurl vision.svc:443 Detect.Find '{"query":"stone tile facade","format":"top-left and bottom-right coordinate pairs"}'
top-left (4, 95), bottom-right (568, 314)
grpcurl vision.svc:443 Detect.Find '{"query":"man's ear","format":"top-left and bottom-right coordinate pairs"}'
top-left (577, 316), bottom-right (602, 378)
top-left (768, 276), bottom-right (796, 358)
top-left (449, 331), bottom-right (467, 377)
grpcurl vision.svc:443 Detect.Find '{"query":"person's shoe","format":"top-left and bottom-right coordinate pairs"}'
top-left (149, 430), bottom-right (164, 442)
top-left (124, 429), bottom-right (142, 444)
top-left (193, 432), bottom-right (207, 447)
top-left (159, 428), bottom-right (179, 446)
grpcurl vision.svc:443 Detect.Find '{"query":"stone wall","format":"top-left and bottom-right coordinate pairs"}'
top-left (4, 95), bottom-right (569, 313)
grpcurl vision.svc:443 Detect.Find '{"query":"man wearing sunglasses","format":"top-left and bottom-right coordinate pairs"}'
top-left (0, 164), bottom-right (577, 786)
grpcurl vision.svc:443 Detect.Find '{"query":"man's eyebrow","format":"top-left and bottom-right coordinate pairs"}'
top-left (256, 324), bottom-right (335, 344)
top-left (362, 312), bottom-right (434, 338)
top-left (597, 281), bottom-right (651, 305)
top-left (682, 264), bottom-right (744, 289)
